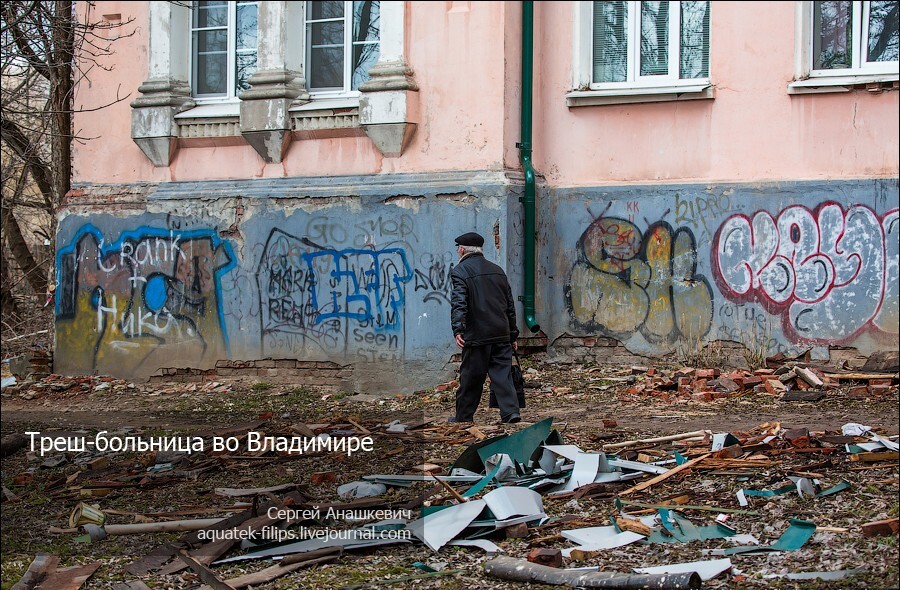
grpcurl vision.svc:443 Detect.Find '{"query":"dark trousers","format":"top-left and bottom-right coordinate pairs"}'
top-left (455, 342), bottom-right (519, 422)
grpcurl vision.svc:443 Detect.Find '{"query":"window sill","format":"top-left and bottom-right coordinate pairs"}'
top-left (174, 102), bottom-right (241, 119)
top-left (566, 83), bottom-right (714, 107)
top-left (292, 96), bottom-right (360, 111)
top-left (787, 73), bottom-right (900, 94)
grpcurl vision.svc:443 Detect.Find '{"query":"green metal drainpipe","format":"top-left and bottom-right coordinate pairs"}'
top-left (518, 1), bottom-right (540, 333)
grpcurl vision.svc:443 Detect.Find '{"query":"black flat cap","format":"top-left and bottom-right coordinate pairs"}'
top-left (455, 232), bottom-right (485, 247)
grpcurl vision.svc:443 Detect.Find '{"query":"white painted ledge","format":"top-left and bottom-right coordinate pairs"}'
top-left (787, 74), bottom-right (900, 94)
top-left (566, 83), bottom-right (714, 107)
top-left (174, 101), bottom-right (241, 119)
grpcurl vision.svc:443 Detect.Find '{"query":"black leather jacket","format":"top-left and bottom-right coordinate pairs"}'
top-left (450, 253), bottom-right (519, 346)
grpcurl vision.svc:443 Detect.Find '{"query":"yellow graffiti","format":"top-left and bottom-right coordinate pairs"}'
top-left (567, 218), bottom-right (713, 344)
top-left (55, 229), bottom-right (229, 378)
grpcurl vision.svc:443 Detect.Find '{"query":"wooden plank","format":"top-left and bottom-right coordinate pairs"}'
top-left (820, 372), bottom-right (899, 380)
top-left (603, 430), bottom-right (709, 451)
top-left (618, 453), bottom-right (710, 496)
top-left (35, 562), bottom-right (101, 590)
top-left (347, 419), bottom-right (371, 435)
top-left (430, 473), bottom-right (468, 503)
top-left (848, 451), bottom-right (899, 463)
top-left (178, 550), bottom-right (236, 590)
top-left (614, 517), bottom-right (651, 536)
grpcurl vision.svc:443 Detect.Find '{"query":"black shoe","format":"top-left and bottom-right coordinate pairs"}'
top-left (501, 413), bottom-right (521, 424)
top-left (447, 416), bottom-right (473, 423)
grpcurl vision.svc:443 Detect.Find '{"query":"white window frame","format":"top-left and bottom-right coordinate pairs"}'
top-left (790, 0), bottom-right (899, 93)
top-left (190, 1), bottom-right (258, 103)
top-left (305, 1), bottom-right (381, 99)
top-left (569, 1), bottom-right (713, 106)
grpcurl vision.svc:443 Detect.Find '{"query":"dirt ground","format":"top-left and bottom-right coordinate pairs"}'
top-left (1, 358), bottom-right (898, 589)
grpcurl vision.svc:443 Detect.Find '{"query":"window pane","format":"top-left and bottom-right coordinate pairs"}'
top-left (680, 1), bottom-right (709, 78)
top-left (195, 1), bottom-right (227, 28)
top-left (309, 0), bottom-right (344, 20)
top-left (310, 21), bottom-right (344, 46)
top-left (353, 1), bottom-right (380, 43)
top-left (310, 46), bottom-right (344, 88)
top-left (641, 2), bottom-right (669, 76)
top-left (196, 52), bottom-right (227, 94)
top-left (593, 1), bottom-right (628, 83)
top-left (352, 43), bottom-right (379, 89)
top-left (236, 3), bottom-right (258, 51)
top-left (813, 1), bottom-right (853, 69)
top-left (195, 29), bottom-right (227, 53)
top-left (867, 0), bottom-right (899, 62)
top-left (236, 52), bottom-right (256, 93)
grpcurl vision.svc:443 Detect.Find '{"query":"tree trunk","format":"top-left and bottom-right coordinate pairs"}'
top-left (1, 206), bottom-right (47, 296)
top-left (52, 0), bottom-right (74, 214)
top-left (1, 249), bottom-right (21, 317)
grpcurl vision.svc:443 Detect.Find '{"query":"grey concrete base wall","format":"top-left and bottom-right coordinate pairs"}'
top-left (541, 178), bottom-right (899, 363)
top-left (55, 174), bottom-right (898, 391)
top-left (55, 171), bottom-right (520, 392)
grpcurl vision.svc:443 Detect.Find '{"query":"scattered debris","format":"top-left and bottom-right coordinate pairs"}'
top-left (11, 553), bottom-right (100, 590)
top-left (3, 354), bottom-right (898, 588)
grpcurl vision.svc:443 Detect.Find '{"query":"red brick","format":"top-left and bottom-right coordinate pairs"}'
top-left (861, 518), bottom-right (899, 537)
top-left (505, 523), bottom-right (530, 538)
top-left (696, 369), bottom-right (720, 379)
top-left (848, 385), bottom-right (869, 398)
top-left (311, 472), bottom-right (336, 484)
top-left (764, 380), bottom-right (786, 394)
top-left (743, 376), bottom-right (763, 387)
top-left (527, 548), bottom-right (562, 568)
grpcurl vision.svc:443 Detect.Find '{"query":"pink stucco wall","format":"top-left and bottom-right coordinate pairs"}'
top-left (72, 1), bottom-right (514, 184)
top-left (73, 2), bottom-right (898, 187)
top-left (532, 1), bottom-right (899, 186)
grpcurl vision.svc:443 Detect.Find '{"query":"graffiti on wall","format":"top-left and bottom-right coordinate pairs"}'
top-left (714, 203), bottom-right (899, 343)
top-left (256, 229), bottom-right (414, 360)
top-left (55, 224), bottom-right (235, 374)
top-left (565, 216), bottom-right (714, 343)
top-left (413, 252), bottom-right (455, 305)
